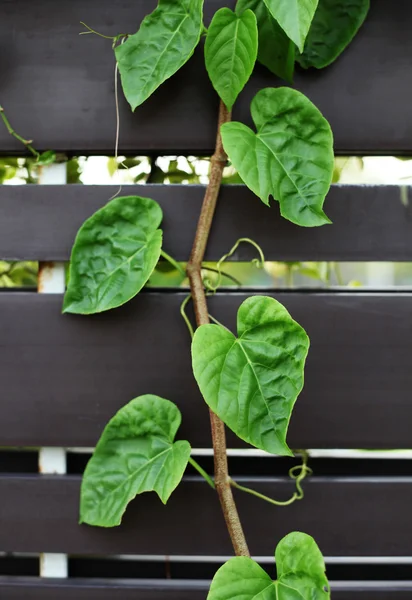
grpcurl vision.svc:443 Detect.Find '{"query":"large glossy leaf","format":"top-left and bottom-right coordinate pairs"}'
top-left (80, 395), bottom-right (191, 527)
top-left (115, 0), bottom-right (204, 110)
top-left (205, 8), bottom-right (258, 110)
top-left (236, 0), bottom-right (295, 82)
top-left (192, 296), bottom-right (309, 455)
top-left (263, 0), bottom-right (319, 52)
top-left (298, 0), bottom-right (370, 69)
top-left (221, 87), bottom-right (333, 227)
top-left (207, 532), bottom-right (330, 600)
top-left (63, 196), bottom-right (162, 314)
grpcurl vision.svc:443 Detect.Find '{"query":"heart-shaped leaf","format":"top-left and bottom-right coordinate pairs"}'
top-left (221, 87), bottom-right (333, 227)
top-left (298, 0), bottom-right (370, 69)
top-left (63, 195), bottom-right (162, 314)
top-left (115, 0), bottom-right (204, 111)
top-left (263, 0), bottom-right (319, 52)
top-left (236, 0), bottom-right (295, 82)
top-left (192, 296), bottom-right (309, 455)
top-left (205, 7), bottom-right (258, 110)
top-left (207, 532), bottom-right (330, 599)
top-left (80, 395), bottom-right (191, 527)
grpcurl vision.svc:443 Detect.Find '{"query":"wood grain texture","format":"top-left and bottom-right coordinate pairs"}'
top-left (1, 578), bottom-right (411, 599)
top-left (1, 475), bottom-right (412, 556)
top-left (1, 0), bottom-right (412, 153)
top-left (1, 292), bottom-right (412, 448)
top-left (0, 185), bottom-right (411, 261)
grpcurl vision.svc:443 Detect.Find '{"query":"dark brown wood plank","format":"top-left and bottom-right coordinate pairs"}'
top-left (1, 185), bottom-right (411, 262)
top-left (1, 0), bottom-right (412, 154)
top-left (1, 578), bottom-right (411, 599)
top-left (1, 476), bottom-right (412, 555)
top-left (1, 292), bottom-right (412, 448)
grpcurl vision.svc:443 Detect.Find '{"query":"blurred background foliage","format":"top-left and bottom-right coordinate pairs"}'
top-left (2, 154), bottom-right (412, 289)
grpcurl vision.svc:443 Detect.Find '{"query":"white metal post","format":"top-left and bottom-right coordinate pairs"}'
top-left (38, 162), bottom-right (68, 578)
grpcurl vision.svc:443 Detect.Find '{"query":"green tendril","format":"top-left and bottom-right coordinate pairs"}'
top-left (203, 237), bottom-right (265, 294)
top-left (80, 22), bottom-right (128, 47)
top-left (230, 451), bottom-right (312, 507)
top-left (180, 294), bottom-right (195, 339)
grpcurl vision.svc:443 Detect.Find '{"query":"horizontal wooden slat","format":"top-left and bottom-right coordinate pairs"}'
top-left (1, 476), bottom-right (412, 556)
top-left (1, 578), bottom-right (411, 599)
top-left (1, 185), bottom-right (411, 262)
top-left (1, 292), bottom-right (412, 448)
top-left (1, 0), bottom-right (412, 153)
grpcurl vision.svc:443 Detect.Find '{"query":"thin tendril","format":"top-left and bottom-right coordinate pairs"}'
top-left (79, 22), bottom-right (128, 43)
top-left (180, 294), bottom-right (195, 339)
top-left (201, 266), bottom-right (242, 286)
top-left (204, 237), bottom-right (265, 294)
top-left (230, 451), bottom-right (312, 507)
top-left (108, 37), bottom-right (128, 203)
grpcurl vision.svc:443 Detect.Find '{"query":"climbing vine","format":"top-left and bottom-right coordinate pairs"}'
top-left (9, 0), bottom-right (370, 596)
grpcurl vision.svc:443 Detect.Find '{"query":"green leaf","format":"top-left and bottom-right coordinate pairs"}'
top-left (115, 0), bottom-right (204, 110)
top-left (205, 8), bottom-right (258, 110)
top-left (221, 87), bottom-right (333, 227)
top-left (207, 532), bottom-right (329, 599)
top-left (236, 0), bottom-right (295, 82)
top-left (63, 196), bottom-right (163, 314)
top-left (192, 296), bottom-right (309, 455)
top-left (298, 0), bottom-right (370, 69)
top-left (263, 0), bottom-right (319, 52)
top-left (264, 0), bottom-right (318, 52)
top-left (37, 150), bottom-right (56, 166)
top-left (80, 395), bottom-right (191, 527)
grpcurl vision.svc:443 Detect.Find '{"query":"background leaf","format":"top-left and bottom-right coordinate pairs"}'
top-left (205, 8), bottom-right (258, 109)
top-left (115, 0), bottom-right (204, 110)
top-left (80, 395), bottom-right (191, 527)
top-left (192, 296), bottom-right (309, 455)
top-left (221, 87), bottom-right (333, 227)
top-left (207, 532), bottom-right (329, 600)
top-left (236, 0), bottom-right (295, 82)
top-left (298, 0), bottom-right (370, 69)
top-left (263, 0), bottom-right (319, 52)
top-left (63, 196), bottom-right (163, 314)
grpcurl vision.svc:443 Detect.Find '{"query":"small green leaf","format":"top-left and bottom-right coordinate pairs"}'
top-left (37, 150), bottom-right (56, 166)
top-left (207, 532), bottom-right (330, 599)
top-left (80, 395), bottom-right (191, 527)
top-left (192, 296), bottom-right (309, 455)
top-left (236, 0), bottom-right (295, 82)
top-left (205, 8), bottom-right (258, 109)
top-left (115, 0), bottom-right (204, 110)
top-left (221, 87), bottom-right (333, 227)
top-left (63, 196), bottom-right (162, 314)
top-left (298, 0), bottom-right (370, 69)
top-left (263, 0), bottom-right (319, 52)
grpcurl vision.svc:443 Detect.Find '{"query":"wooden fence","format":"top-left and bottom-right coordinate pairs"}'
top-left (1, 0), bottom-right (412, 597)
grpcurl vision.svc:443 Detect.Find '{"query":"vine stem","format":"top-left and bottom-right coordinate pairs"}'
top-left (186, 100), bottom-right (250, 558)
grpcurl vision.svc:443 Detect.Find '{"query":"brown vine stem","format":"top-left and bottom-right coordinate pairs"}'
top-left (186, 100), bottom-right (250, 558)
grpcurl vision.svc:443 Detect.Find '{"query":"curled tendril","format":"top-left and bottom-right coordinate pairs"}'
top-left (203, 237), bottom-right (265, 295)
top-left (229, 451), bottom-right (312, 507)
top-left (180, 294), bottom-right (195, 339)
